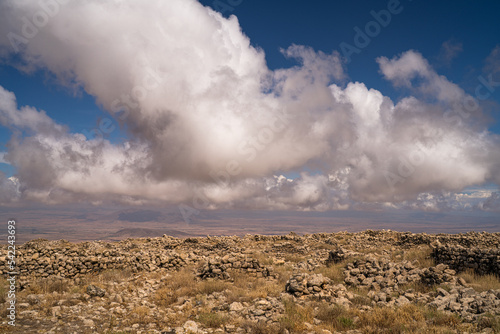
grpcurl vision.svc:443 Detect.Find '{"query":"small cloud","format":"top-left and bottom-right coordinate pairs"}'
top-left (437, 39), bottom-right (463, 67)
top-left (477, 191), bottom-right (500, 212)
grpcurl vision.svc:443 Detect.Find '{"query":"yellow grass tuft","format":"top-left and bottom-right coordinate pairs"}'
top-left (458, 269), bottom-right (500, 292)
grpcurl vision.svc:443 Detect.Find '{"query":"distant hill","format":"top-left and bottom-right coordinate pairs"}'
top-left (107, 228), bottom-right (190, 239)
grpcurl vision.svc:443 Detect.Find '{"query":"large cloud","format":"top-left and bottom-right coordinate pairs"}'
top-left (0, 0), bottom-right (499, 212)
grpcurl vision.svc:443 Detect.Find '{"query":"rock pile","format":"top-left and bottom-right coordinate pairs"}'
top-left (325, 247), bottom-right (346, 265)
top-left (343, 257), bottom-right (422, 289)
top-left (429, 287), bottom-right (500, 321)
top-left (420, 263), bottom-right (457, 285)
top-left (285, 273), bottom-right (331, 297)
top-left (234, 297), bottom-right (284, 324)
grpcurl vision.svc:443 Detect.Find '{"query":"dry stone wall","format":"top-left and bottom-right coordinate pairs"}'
top-left (431, 243), bottom-right (500, 276)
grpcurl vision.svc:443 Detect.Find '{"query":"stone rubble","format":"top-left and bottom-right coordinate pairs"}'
top-left (0, 230), bottom-right (498, 333)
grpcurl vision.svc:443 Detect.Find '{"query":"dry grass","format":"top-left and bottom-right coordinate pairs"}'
top-left (278, 297), bottom-right (314, 332)
top-left (402, 246), bottom-right (435, 268)
top-left (152, 266), bottom-right (235, 309)
top-left (272, 264), bottom-right (294, 284)
top-left (129, 306), bottom-right (150, 324)
top-left (313, 301), bottom-right (473, 333)
top-left (350, 294), bottom-right (373, 307)
top-left (311, 243), bottom-right (337, 251)
top-left (225, 271), bottom-right (283, 303)
top-left (314, 262), bottom-right (345, 284)
top-left (422, 306), bottom-right (462, 328)
top-left (241, 320), bottom-right (280, 334)
top-left (0, 277), bottom-right (7, 304)
top-left (24, 277), bottom-right (69, 295)
top-left (399, 281), bottom-right (437, 294)
top-left (248, 252), bottom-right (274, 266)
top-left (198, 279), bottom-right (229, 295)
top-left (100, 269), bottom-right (133, 282)
top-left (458, 269), bottom-right (500, 292)
top-left (197, 312), bottom-right (229, 328)
top-left (358, 304), bottom-right (425, 332)
top-left (316, 303), bottom-right (357, 331)
top-left (152, 267), bottom-right (198, 307)
top-left (283, 254), bottom-right (305, 263)
top-left (478, 314), bottom-right (500, 333)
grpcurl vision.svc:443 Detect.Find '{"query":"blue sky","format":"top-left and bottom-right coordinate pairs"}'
top-left (0, 0), bottom-right (499, 231)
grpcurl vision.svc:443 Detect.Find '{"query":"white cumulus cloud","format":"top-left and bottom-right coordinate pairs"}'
top-left (0, 0), bottom-right (499, 212)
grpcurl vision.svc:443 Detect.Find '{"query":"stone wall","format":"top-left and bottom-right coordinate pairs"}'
top-left (0, 237), bottom-right (273, 283)
top-left (2, 231), bottom-right (500, 283)
top-left (431, 243), bottom-right (500, 276)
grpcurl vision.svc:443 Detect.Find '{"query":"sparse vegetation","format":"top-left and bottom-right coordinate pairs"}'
top-left (314, 261), bottom-right (345, 283)
top-left (3, 230), bottom-right (499, 333)
top-left (197, 312), bottom-right (229, 328)
top-left (0, 277), bottom-right (6, 304)
top-left (242, 320), bottom-right (279, 334)
top-left (279, 297), bottom-right (314, 332)
top-left (478, 314), bottom-right (500, 333)
top-left (316, 303), bottom-right (357, 331)
top-left (459, 269), bottom-right (500, 292)
top-left (283, 254), bottom-right (305, 263)
top-left (129, 306), bottom-right (150, 324)
top-left (403, 245), bottom-right (435, 268)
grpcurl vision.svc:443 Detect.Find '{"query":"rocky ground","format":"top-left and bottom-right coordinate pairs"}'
top-left (0, 230), bottom-right (499, 333)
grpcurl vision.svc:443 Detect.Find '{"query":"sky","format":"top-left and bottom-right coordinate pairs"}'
top-left (0, 0), bottom-right (499, 231)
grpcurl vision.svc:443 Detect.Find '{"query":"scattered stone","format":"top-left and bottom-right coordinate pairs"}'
top-left (3, 230), bottom-right (499, 333)
top-left (86, 285), bottom-right (106, 297)
top-left (82, 319), bottom-right (95, 327)
top-left (183, 320), bottom-right (198, 333)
